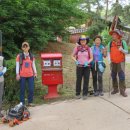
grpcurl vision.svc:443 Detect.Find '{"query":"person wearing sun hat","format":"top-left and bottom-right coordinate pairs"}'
top-left (107, 29), bottom-right (128, 97)
top-left (16, 41), bottom-right (37, 106)
top-left (72, 35), bottom-right (93, 100)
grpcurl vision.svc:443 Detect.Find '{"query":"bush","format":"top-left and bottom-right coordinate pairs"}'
top-left (101, 29), bottom-right (112, 46)
top-left (4, 59), bottom-right (20, 104)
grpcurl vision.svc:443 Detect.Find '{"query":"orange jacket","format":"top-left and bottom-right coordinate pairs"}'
top-left (110, 41), bottom-right (125, 63)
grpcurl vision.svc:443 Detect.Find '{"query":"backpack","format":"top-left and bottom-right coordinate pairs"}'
top-left (7, 104), bottom-right (30, 121)
top-left (19, 52), bottom-right (34, 70)
top-left (76, 45), bottom-right (91, 59)
top-left (91, 44), bottom-right (105, 69)
top-left (109, 40), bottom-right (124, 50)
top-left (91, 44), bottom-right (105, 53)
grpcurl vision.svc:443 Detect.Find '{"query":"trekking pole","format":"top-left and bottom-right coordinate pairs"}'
top-left (108, 62), bottom-right (112, 97)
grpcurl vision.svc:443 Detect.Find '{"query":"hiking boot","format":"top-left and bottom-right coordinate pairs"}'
top-left (82, 95), bottom-right (87, 100)
top-left (89, 91), bottom-right (94, 96)
top-left (27, 103), bottom-right (36, 107)
top-left (94, 91), bottom-right (99, 96)
top-left (75, 95), bottom-right (81, 99)
top-left (111, 90), bottom-right (119, 95)
top-left (120, 92), bottom-right (128, 97)
top-left (99, 91), bottom-right (104, 96)
top-left (120, 89), bottom-right (128, 97)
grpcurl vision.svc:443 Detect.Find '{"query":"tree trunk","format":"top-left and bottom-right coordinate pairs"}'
top-left (105, 0), bottom-right (109, 21)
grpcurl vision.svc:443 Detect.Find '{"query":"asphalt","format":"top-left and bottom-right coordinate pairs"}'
top-left (1, 88), bottom-right (130, 130)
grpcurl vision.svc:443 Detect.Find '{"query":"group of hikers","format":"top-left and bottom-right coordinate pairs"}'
top-left (0, 28), bottom-right (128, 118)
top-left (72, 29), bottom-right (128, 100)
top-left (0, 42), bottom-right (37, 118)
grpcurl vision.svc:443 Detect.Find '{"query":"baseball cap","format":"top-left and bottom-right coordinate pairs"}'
top-left (22, 42), bottom-right (29, 47)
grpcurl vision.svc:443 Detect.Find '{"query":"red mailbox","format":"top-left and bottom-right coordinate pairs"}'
top-left (41, 53), bottom-right (63, 99)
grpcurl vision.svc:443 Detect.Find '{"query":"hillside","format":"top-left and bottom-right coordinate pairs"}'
top-left (42, 42), bottom-right (130, 98)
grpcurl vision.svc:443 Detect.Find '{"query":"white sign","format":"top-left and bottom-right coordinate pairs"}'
top-left (53, 60), bottom-right (61, 66)
top-left (43, 60), bottom-right (51, 67)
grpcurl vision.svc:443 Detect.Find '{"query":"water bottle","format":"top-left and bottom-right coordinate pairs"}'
top-left (14, 102), bottom-right (23, 112)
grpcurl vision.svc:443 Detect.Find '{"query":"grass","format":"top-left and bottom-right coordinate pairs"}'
top-left (41, 42), bottom-right (130, 101)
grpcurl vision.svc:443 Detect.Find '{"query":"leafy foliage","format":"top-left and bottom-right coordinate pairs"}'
top-left (122, 5), bottom-right (130, 25)
top-left (4, 59), bottom-right (20, 103)
top-left (0, 0), bottom-right (85, 58)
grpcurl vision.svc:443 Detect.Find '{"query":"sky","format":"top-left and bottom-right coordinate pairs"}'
top-left (80, 0), bottom-right (130, 11)
top-left (105, 0), bottom-right (130, 9)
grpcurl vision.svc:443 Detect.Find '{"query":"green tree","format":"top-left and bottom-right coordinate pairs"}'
top-left (0, 0), bottom-right (86, 58)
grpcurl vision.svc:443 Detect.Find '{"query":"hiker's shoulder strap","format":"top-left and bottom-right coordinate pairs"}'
top-left (91, 45), bottom-right (95, 52)
top-left (29, 52), bottom-right (34, 61)
top-left (86, 45), bottom-right (91, 59)
top-left (19, 53), bottom-right (24, 65)
top-left (75, 45), bottom-right (81, 55)
top-left (100, 44), bottom-right (105, 49)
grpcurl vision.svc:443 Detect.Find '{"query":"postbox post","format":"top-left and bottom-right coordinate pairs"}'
top-left (41, 53), bottom-right (63, 99)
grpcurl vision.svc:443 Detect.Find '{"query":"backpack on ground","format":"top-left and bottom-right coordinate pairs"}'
top-left (2, 103), bottom-right (30, 126)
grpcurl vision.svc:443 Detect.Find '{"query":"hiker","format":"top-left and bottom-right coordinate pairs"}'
top-left (108, 29), bottom-right (128, 97)
top-left (16, 42), bottom-right (37, 106)
top-left (91, 35), bottom-right (107, 96)
top-left (0, 54), bottom-right (7, 118)
top-left (72, 35), bottom-right (93, 100)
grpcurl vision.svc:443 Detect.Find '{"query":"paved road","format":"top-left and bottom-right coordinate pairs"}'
top-left (1, 89), bottom-right (130, 130)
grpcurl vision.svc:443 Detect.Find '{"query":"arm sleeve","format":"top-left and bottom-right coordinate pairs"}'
top-left (16, 54), bottom-right (20, 75)
top-left (16, 61), bottom-right (20, 75)
top-left (121, 40), bottom-right (128, 54)
top-left (32, 60), bottom-right (37, 74)
top-left (2, 67), bottom-right (7, 74)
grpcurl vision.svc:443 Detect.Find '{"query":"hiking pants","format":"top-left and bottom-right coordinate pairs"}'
top-left (91, 62), bottom-right (103, 93)
top-left (0, 82), bottom-right (4, 109)
top-left (20, 76), bottom-right (34, 104)
top-left (76, 66), bottom-right (90, 96)
top-left (111, 62), bottom-right (126, 91)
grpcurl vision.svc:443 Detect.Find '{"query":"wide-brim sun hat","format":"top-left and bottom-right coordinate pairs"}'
top-left (78, 35), bottom-right (89, 44)
top-left (109, 29), bottom-right (124, 37)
